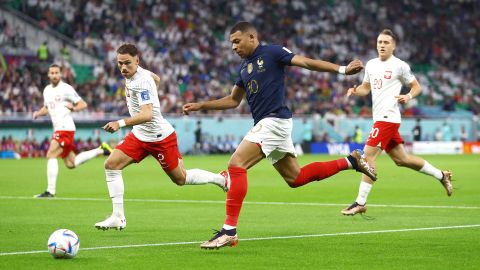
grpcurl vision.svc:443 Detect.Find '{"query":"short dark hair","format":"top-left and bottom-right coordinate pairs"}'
top-left (230, 21), bottom-right (257, 35)
top-left (49, 63), bottom-right (62, 71)
top-left (117, 43), bottom-right (139, 56)
top-left (380, 29), bottom-right (398, 43)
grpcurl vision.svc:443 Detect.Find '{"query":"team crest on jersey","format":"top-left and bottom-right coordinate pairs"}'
top-left (140, 90), bottom-right (150, 101)
top-left (247, 63), bottom-right (253, 74)
top-left (55, 95), bottom-right (61, 101)
top-left (256, 57), bottom-right (265, 73)
top-left (384, 71), bottom-right (392, 79)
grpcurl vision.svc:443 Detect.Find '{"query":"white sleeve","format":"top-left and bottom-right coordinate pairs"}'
top-left (400, 62), bottom-right (415, 85)
top-left (362, 62), bottom-right (370, 83)
top-left (132, 80), bottom-right (154, 106)
top-left (43, 88), bottom-right (48, 107)
top-left (68, 86), bottom-right (82, 104)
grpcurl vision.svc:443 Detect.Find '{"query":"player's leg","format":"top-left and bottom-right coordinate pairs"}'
top-left (68, 142), bottom-right (111, 168)
top-left (387, 144), bottom-right (453, 196)
top-left (166, 160), bottom-right (230, 191)
top-left (157, 133), bottom-right (228, 191)
top-left (342, 121), bottom-right (396, 216)
top-left (274, 149), bottom-right (376, 188)
top-left (34, 139), bottom-right (63, 198)
top-left (341, 145), bottom-right (383, 215)
top-left (95, 133), bottom-right (142, 230)
top-left (200, 139), bottom-right (264, 249)
top-left (94, 149), bottom-right (134, 230)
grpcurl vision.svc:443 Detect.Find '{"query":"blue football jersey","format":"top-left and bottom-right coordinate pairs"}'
top-left (235, 45), bottom-right (294, 125)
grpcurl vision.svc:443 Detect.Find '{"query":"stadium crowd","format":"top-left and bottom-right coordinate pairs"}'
top-left (1, 0), bottom-right (479, 118)
top-left (0, 135), bottom-right (103, 158)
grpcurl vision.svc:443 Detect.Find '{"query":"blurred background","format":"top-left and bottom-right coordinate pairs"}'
top-left (0, 0), bottom-right (479, 158)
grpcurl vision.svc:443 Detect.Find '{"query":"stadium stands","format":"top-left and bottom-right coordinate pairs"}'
top-left (0, 0), bottom-right (478, 118)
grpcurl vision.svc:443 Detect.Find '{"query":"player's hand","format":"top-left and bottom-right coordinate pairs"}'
top-left (346, 85), bottom-right (357, 98)
top-left (182, 103), bottom-right (202, 115)
top-left (395, 94), bottom-right (410, 104)
top-left (103, 121), bottom-right (120, 133)
top-left (65, 102), bottom-right (74, 111)
top-left (345, 59), bottom-right (364, 75)
top-left (32, 111), bottom-right (39, 120)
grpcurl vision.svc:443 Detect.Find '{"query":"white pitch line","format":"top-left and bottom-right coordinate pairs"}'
top-left (1, 224), bottom-right (479, 256)
top-left (0, 195), bottom-right (479, 210)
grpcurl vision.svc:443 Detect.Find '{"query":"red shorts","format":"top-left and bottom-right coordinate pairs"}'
top-left (365, 121), bottom-right (404, 153)
top-left (52, 131), bottom-right (77, 158)
top-left (116, 132), bottom-right (182, 172)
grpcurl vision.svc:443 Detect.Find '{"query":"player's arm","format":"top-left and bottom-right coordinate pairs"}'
top-left (32, 106), bottom-right (49, 119)
top-left (103, 104), bottom-right (153, 133)
top-left (65, 99), bottom-right (87, 112)
top-left (346, 82), bottom-right (371, 97)
top-left (291, 55), bottom-right (364, 75)
top-left (182, 85), bottom-right (245, 115)
top-left (151, 73), bottom-right (161, 89)
top-left (395, 79), bottom-right (421, 104)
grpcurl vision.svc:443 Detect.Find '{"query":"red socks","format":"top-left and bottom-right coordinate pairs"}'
top-left (224, 167), bottom-right (248, 227)
top-left (290, 158), bottom-right (349, 188)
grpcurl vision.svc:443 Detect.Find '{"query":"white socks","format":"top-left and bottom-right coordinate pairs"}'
top-left (223, 224), bottom-right (236, 230)
top-left (345, 157), bottom-right (353, 169)
top-left (355, 181), bottom-right (373, 205)
top-left (74, 148), bottom-right (103, 167)
top-left (419, 160), bottom-right (443, 180)
top-left (47, 158), bottom-right (58, 194)
top-left (105, 169), bottom-right (125, 218)
top-left (185, 169), bottom-right (224, 186)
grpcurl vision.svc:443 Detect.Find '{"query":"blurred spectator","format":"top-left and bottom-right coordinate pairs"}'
top-left (37, 41), bottom-right (49, 62)
top-left (301, 119), bottom-right (313, 143)
top-left (353, 125), bottom-right (363, 143)
top-left (441, 122), bottom-right (453, 141)
top-left (434, 128), bottom-right (443, 141)
top-left (459, 125), bottom-right (468, 142)
top-left (412, 119), bottom-right (422, 141)
top-left (1, 0), bottom-right (478, 118)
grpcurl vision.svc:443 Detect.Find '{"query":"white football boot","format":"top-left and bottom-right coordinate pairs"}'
top-left (95, 214), bottom-right (127, 230)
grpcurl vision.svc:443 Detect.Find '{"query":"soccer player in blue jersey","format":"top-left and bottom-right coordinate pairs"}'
top-left (183, 21), bottom-right (376, 249)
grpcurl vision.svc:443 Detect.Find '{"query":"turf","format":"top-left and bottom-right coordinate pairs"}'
top-left (0, 154), bottom-right (479, 269)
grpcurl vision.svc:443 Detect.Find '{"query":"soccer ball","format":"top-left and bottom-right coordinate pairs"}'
top-left (47, 229), bottom-right (80, 259)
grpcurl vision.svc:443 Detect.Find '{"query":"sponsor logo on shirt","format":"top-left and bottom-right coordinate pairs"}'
top-left (384, 71), bottom-right (392, 79)
top-left (140, 90), bottom-right (150, 101)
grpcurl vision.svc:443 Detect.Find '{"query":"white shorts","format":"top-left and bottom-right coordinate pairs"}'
top-left (244, 117), bottom-right (297, 164)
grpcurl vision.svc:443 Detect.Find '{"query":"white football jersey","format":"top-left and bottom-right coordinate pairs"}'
top-left (125, 66), bottom-right (174, 142)
top-left (43, 81), bottom-right (81, 131)
top-left (363, 56), bottom-right (416, 123)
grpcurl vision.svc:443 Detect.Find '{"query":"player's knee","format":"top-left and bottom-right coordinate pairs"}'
top-left (65, 163), bottom-right (75, 169)
top-left (285, 177), bottom-right (298, 188)
top-left (104, 159), bottom-right (119, 170)
top-left (227, 158), bottom-right (247, 169)
top-left (286, 170), bottom-right (303, 188)
top-left (393, 158), bottom-right (406, 167)
top-left (171, 174), bottom-right (186, 186)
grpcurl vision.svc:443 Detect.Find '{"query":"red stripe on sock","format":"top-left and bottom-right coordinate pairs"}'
top-left (291, 158), bottom-right (348, 188)
top-left (224, 166), bottom-right (248, 227)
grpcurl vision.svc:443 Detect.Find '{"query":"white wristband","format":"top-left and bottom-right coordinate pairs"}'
top-left (117, 119), bottom-right (126, 128)
top-left (338, 66), bottom-right (346, 75)
top-left (407, 93), bottom-right (413, 99)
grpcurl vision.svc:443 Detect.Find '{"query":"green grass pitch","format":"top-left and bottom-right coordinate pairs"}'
top-left (0, 154), bottom-right (479, 269)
